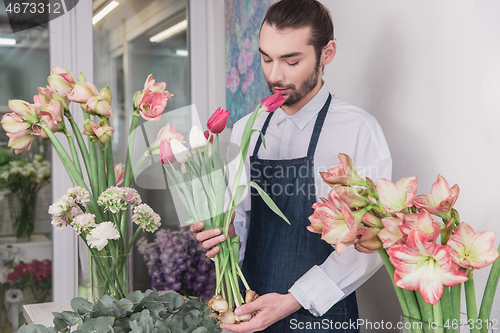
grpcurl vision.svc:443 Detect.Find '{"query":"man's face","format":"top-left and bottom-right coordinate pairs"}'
top-left (259, 22), bottom-right (321, 107)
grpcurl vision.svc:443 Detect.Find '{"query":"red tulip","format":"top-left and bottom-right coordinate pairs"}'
top-left (207, 107), bottom-right (230, 134)
top-left (261, 92), bottom-right (285, 112)
top-left (204, 130), bottom-right (214, 144)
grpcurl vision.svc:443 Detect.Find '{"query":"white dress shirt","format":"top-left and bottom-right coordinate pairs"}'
top-left (227, 83), bottom-right (392, 317)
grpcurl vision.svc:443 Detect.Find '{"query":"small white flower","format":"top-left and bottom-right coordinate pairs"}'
top-left (48, 197), bottom-right (72, 216)
top-left (51, 216), bottom-right (69, 231)
top-left (189, 125), bottom-right (208, 151)
top-left (71, 213), bottom-right (96, 235)
top-left (87, 222), bottom-right (120, 251)
top-left (66, 186), bottom-right (91, 207)
top-left (132, 204), bottom-right (161, 233)
top-left (98, 187), bottom-right (128, 213)
top-left (5, 289), bottom-right (24, 303)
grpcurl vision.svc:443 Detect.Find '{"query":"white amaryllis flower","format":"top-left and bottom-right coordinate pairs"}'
top-left (5, 289), bottom-right (24, 303)
top-left (87, 222), bottom-right (120, 250)
top-left (132, 204), bottom-right (161, 232)
top-left (189, 125), bottom-right (207, 151)
top-left (71, 213), bottom-right (96, 235)
top-left (170, 139), bottom-right (191, 163)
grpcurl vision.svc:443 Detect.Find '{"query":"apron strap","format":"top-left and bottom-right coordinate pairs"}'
top-left (252, 94), bottom-right (332, 159)
top-left (306, 93), bottom-right (331, 158)
top-left (252, 111), bottom-right (274, 158)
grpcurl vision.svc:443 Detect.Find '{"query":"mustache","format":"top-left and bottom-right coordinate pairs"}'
top-left (267, 82), bottom-right (296, 92)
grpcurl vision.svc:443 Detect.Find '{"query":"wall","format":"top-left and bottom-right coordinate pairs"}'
top-left (201, 0), bottom-right (500, 330)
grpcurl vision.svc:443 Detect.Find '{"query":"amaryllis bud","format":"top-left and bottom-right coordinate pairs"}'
top-left (93, 125), bottom-right (114, 144)
top-left (204, 130), bottom-right (214, 144)
top-left (99, 86), bottom-right (113, 104)
top-left (8, 100), bottom-right (37, 117)
top-left (7, 129), bottom-right (36, 154)
top-left (68, 81), bottom-right (98, 103)
top-left (86, 94), bottom-right (114, 118)
top-left (170, 139), bottom-right (191, 163)
top-left (82, 119), bottom-right (98, 136)
top-left (207, 107), bottom-right (230, 134)
top-left (261, 92), bottom-right (285, 112)
top-left (34, 87), bottom-right (54, 106)
top-left (48, 66), bottom-right (77, 96)
top-left (50, 93), bottom-right (69, 110)
top-left (1, 113), bottom-right (30, 134)
top-left (189, 125), bottom-right (207, 150)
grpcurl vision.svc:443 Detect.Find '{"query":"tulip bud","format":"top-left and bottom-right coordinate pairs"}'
top-left (207, 107), bottom-right (230, 134)
top-left (261, 92), bottom-right (286, 112)
top-left (189, 125), bottom-right (207, 151)
top-left (170, 139), bottom-right (191, 163)
top-left (99, 87), bottom-right (113, 104)
top-left (204, 130), bottom-right (214, 144)
top-left (82, 119), bottom-right (98, 136)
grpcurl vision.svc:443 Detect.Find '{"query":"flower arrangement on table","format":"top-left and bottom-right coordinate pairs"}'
top-left (137, 227), bottom-right (216, 301)
top-left (6, 259), bottom-right (52, 304)
top-left (1, 66), bottom-right (167, 302)
top-left (308, 153), bottom-right (500, 333)
top-left (0, 155), bottom-right (51, 239)
top-left (158, 93), bottom-right (289, 324)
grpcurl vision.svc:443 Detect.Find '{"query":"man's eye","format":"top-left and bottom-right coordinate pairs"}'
top-left (287, 61), bottom-right (299, 66)
top-left (263, 58), bottom-right (272, 63)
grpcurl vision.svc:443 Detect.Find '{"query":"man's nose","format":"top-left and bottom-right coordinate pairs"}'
top-left (267, 63), bottom-right (284, 83)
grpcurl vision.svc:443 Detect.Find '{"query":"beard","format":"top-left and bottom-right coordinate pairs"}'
top-left (267, 62), bottom-right (321, 107)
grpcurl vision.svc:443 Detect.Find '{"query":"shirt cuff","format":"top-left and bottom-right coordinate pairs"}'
top-left (289, 266), bottom-right (344, 317)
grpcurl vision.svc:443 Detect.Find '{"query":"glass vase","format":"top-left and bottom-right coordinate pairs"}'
top-left (7, 191), bottom-right (37, 240)
top-left (400, 315), bottom-right (495, 333)
top-left (90, 253), bottom-right (132, 303)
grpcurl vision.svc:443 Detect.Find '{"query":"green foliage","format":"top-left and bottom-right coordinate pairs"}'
top-left (18, 289), bottom-right (221, 333)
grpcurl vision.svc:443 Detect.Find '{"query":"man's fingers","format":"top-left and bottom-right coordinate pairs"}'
top-left (234, 302), bottom-right (257, 316)
top-left (200, 233), bottom-right (226, 251)
top-left (206, 247), bottom-right (220, 259)
top-left (189, 222), bottom-right (204, 233)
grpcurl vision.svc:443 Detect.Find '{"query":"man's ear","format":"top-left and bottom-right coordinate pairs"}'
top-left (321, 40), bottom-right (336, 66)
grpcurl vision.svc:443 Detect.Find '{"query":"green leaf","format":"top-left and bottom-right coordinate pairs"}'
top-left (52, 311), bottom-right (81, 326)
top-left (246, 181), bottom-right (290, 224)
top-left (191, 176), bottom-right (211, 222)
top-left (192, 328), bottom-right (209, 333)
top-left (18, 324), bottom-right (54, 333)
top-left (79, 317), bottom-right (115, 333)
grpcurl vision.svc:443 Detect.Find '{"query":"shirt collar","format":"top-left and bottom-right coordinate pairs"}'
top-left (273, 83), bottom-right (330, 130)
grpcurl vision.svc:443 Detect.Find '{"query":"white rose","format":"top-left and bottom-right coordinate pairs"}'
top-left (87, 222), bottom-right (120, 251)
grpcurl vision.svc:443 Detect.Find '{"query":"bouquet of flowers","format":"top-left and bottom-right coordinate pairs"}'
top-left (0, 155), bottom-right (51, 238)
top-left (1, 66), bottom-right (166, 301)
top-left (308, 153), bottom-right (500, 333)
top-left (158, 93), bottom-right (290, 324)
top-left (6, 259), bottom-right (52, 304)
top-left (137, 227), bottom-right (216, 301)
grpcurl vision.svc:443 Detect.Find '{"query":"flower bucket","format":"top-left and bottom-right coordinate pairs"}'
top-left (90, 253), bottom-right (132, 303)
top-left (400, 315), bottom-right (495, 333)
top-left (7, 192), bottom-right (37, 240)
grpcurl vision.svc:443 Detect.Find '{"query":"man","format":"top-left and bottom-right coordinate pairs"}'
top-left (190, 0), bottom-right (392, 332)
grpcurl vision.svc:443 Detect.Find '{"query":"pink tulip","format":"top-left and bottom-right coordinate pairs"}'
top-left (413, 175), bottom-right (459, 219)
top-left (376, 177), bottom-right (418, 214)
top-left (388, 230), bottom-right (468, 305)
top-left (261, 92), bottom-right (286, 112)
top-left (68, 81), bottom-right (99, 103)
top-left (355, 227), bottom-right (383, 253)
top-left (48, 66), bottom-right (77, 96)
top-left (207, 107), bottom-right (230, 134)
top-left (7, 129), bottom-right (36, 154)
top-left (86, 94), bottom-right (114, 118)
top-left (204, 130), bottom-right (214, 144)
top-left (447, 222), bottom-right (499, 269)
top-left (378, 217), bottom-right (405, 248)
top-left (115, 164), bottom-right (125, 186)
top-left (320, 153), bottom-right (366, 187)
top-left (399, 210), bottom-right (441, 242)
top-left (1, 113), bottom-right (31, 134)
top-left (307, 190), bottom-right (361, 255)
top-left (135, 90), bottom-right (168, 121)
top-left (160, 139), bottom-right (176, 165)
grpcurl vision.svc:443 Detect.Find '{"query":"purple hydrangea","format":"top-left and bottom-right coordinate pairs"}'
top-left (137, 227), bottom-right (215, 300)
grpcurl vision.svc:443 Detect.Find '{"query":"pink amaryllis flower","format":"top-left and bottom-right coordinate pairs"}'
top-left (388, 230), bottom-right (468, 305)
top-left (447, 222), bottom-right (499, 269)
top-left (307, 190), bottom-right (361, 254)
top-left (67, 81), bottom-right (99, 103)
top-left (207, 107), bottom-right (230, 134)
top-left (413, 174), bottom-right (459, 219)
top-left (320, 153), bottom-right (366, 187)
top-left (135, 89), bottom-right (169, 121)
top-left (47, 66), bottom-right (77, 96)
top-left (355, 227), bottom-right (383, 253)
top-left (378, 216), bottom-right (405, 248)
top-left (376, 177), bottom-right (418, 214)
top-left (261, 92), bottom-right (285, 112)
top-left (6, 129), bottom-right (36, 154)
top-left (399, 209), bottom-right (441, 242)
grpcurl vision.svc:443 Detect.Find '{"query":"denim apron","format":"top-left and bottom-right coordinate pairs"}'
top-left (241, 94), bottom-right (359, 332)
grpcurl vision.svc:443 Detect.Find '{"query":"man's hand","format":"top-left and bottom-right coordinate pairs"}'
top-left (221, 293), bottom-right (302, 333)
top-left (189, 214), bottom-right (236, 258)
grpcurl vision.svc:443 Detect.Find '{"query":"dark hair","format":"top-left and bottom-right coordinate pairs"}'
top-left (262, 0), bottom-right (334, 63)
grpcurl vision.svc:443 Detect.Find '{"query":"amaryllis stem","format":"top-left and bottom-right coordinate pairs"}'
top-left (450, 284), bottom-right (461, 332)
top-left (464, 274), bottom-right (480, 333)
top-left (124, 113), bottom-right (140, 188)
top-left (64, 130), bottom-right (83, 176)
top-left (83, 113), bottom-right (100, 202)
top-left (440, 287), bottom-right (452, 329)
top-left (433, 301), bottom-right (443, 332)
top-left (478, 250), bottom-right (500, 332)
top-left (106, 142), bottom-right (115, 188)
